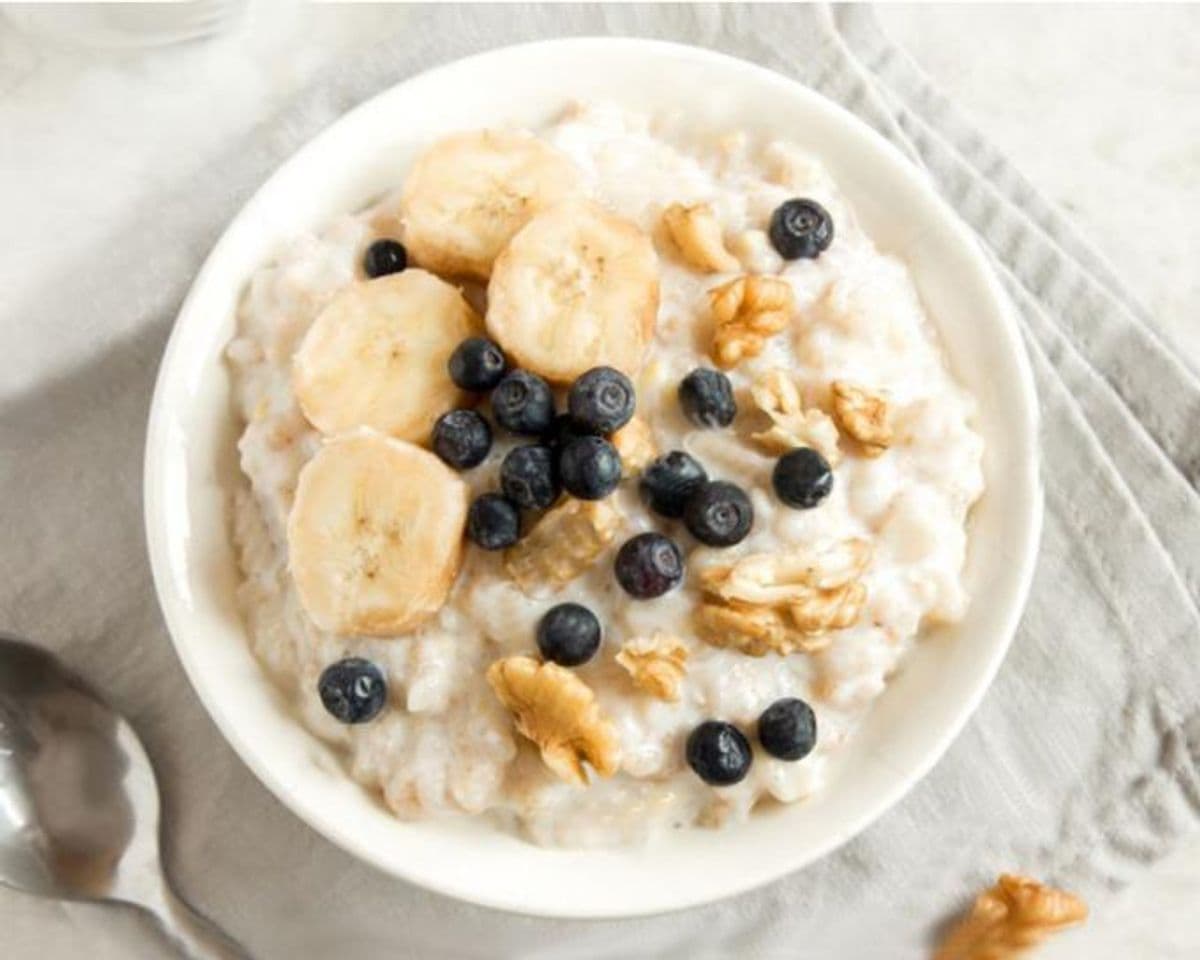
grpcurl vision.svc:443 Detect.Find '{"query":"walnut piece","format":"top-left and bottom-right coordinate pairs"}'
top-left (486, 656), bottom-right (621, 786)
top-left (662, 202), bottom-right (740, 273)
top-left (787, 581), bottom-right (867, 635)
top-left (611, 416), bottom-right (656, 472)
top-left (615, 633), bottom-right (689, 701)
top-left (504, 498), bottom-right (621, 593)
top-left (697, 601), bottom-right (825, 656)
top-left (709, 275), bottom-right (794, 369)
top-left (696, 540), bottom-right (871, 656)
top-left (700, 539), bottom-right (872, 605)
top-left (934, 874), bottom-right (1088, 960)
top-left (749, 368), bottom-right (842, 464)
top-left (831, 381), bottom-right (893, 457)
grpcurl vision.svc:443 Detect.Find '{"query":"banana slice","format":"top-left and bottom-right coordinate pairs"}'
top-left (293, 269), bottom-right (481, 442)
top-left (287, 432), bottom-right (468, 636)
top-left (400, 130), bottom-right (583, 279)
top-left (486, 199), bottom-right (659, 383)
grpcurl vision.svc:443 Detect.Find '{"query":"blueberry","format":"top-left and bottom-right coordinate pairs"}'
top-left (466, 493), bottom-right (520, 550)
top-left (614, 532), bottom-right (684, 599)
top-left (683, 481), bottom-right (753, 547)
top-left (686, 721), bottom-right (753, 786)
top-left (639, 451), bottom-right (708, 519)
top-left (318, 658), bottom-right (387, 724)
top-left (542, 412), bottom-right (593, 450)
top-left (678, 368), bottom-right (737, 428)
top-left (558, 435), bottom-right (622, 500)
top-left (431, 409), bottom-right (492, 470)
top-left (757, 697), bottom-right (817, 761)
top-left (491, 370), bottom-right (555, 436)
top-left (537, 602), bottom-right (602, 667)
top-left (362, 239), bottom-right (408, 278)
top-left (568, 366), bottom-right (636, 435)
top-left (500, 444), bottom-right (560, 510)
top-left (449, 337), bottom-right (508, 393)
top-left (772, 447), bottom-right (833, 509)
top-left (768, 198), bottom-right (834, 261)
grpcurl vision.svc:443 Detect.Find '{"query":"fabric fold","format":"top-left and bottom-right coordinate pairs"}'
top-left (834, 5), bottom-right (1200, 477)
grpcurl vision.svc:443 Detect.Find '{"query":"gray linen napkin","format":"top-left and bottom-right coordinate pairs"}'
top-left (3, 6), bottom-right (1198, 958)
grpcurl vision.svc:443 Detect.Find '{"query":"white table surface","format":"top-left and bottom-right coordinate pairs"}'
top-left (1, 4), bottom-right (1196, 956)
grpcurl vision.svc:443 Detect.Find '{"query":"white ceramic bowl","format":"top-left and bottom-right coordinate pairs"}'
top-left (144, 38), bottom-right (1041, 919)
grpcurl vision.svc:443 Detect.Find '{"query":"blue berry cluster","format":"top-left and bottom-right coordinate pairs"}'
top-left (687, 698), bottom-right (819, 786)
top-left (438, 339), bottom-right (639, 552)
top-left (320, 199), bottom-right (841, 733)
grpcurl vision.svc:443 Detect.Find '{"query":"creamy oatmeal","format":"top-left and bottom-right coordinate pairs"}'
top-left (227, 102), bottom-right (984, 847)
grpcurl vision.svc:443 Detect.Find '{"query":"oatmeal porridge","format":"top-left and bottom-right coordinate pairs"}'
top-left (226, 102), bottom-right (984, 847)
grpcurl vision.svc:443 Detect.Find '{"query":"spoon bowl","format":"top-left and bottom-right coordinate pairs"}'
top-left (0, 634), bottom-right (247, 958)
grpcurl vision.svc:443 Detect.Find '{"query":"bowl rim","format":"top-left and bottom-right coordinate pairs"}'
top-left (144, 35), bottom-right (1042, 918)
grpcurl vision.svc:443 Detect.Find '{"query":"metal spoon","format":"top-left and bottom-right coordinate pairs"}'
top-left (0, 633), bottom-right (250, 959)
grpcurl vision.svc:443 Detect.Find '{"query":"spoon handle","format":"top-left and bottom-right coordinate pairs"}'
top-left (114, 863), bottom-right (251, 960)
top-left (160, 887), bottom-right (252, 960)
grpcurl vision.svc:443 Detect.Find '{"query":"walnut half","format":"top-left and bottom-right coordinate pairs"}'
top-left (788, 581), bottom-right (867, 635)
top-left (934, 874), bottom-right (1088, 960)
top-left (615, 633), bottom-right (689, 701)
top-left (662, 202), bottom-right (740, 274)
top-left (486, 656), bottom-right (621, 786)
top-left (831, 381), bottom-right (892, 457)
top-left (696, 540), bottom-right (871, 656)
top-left (700, 539), bottom-right (872, 605)
top-left (709, 275), bottom-right (795, 369)
top-left (749, 368), bottom-right (842, 465)
top-left (697, 600), bottom-right (821, 656)
top-left (504, 497), bottom-right (621, 593)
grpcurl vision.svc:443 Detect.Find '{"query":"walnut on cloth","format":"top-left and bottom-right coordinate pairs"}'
top-left (933, 874), bottom-right (1087, 960)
